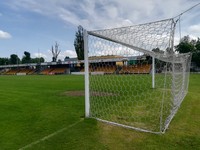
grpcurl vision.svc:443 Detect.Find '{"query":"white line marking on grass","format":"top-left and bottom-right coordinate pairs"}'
top-left (19, 119), bottom-right (83, 150)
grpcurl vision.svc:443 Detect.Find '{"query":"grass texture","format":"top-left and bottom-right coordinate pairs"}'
top-left (0, 74), bottom-right (199, 149)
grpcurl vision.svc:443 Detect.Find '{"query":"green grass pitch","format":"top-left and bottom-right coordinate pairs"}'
top-left (89, 74), bottom-right (173, 133)
top-left (0, 74), bottom-right (199, 149)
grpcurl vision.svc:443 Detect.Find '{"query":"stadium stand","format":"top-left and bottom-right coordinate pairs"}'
top-left (4, 68), bottom-right (20, 75)
top-left (80, 66), bottom-right (94, 72)
top-left (95, 65), bottom-right (116, 74)
top-left (0, 55), bottom-right (152, 75)
top-left (17, 68), bottom-right (35, 74)
top-left (79, 64), bottom-right (150, 74)
top-left (27, 69), bottom-right (36, 75)
top-left (40, 68), bottom-right (54, 75)
top-left (0, 69), bottom-right (7, 75)
top-left (40, 67), bottom-right (67, 75)
top-left (120, 64), bottom-right (151, 74)
top-left (50, 67), bottom-right (66, 74)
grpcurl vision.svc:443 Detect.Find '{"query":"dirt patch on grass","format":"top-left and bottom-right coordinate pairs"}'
top-left (91, 91), bottom-right (118, 96)
top-left (63, 91), bottom-right (85, 96)
top-left (62, 91), bottom-right (118, 97)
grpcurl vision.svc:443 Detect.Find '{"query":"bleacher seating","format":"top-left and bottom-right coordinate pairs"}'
top-left (120, 64), bottom-right (151, 74)
top-left (5, 69), bottom-right (20, 75)
top-left (2, 67), bottom-right (66, 75)
top-left (4, 68), bottom-right (37, 75)
top-left (0, 69), bottom-right (7, 75)
top-left (40, 68), bottom-right (54, 75)
top-left (27, 69), bottom-right (36, 75)
top-left (0, 63), bottom-right (151, 75)
top-left (80, 67), bottom-right (94, 72)
top-left (95, 66), bottom-right (116, 73)
top-left (50, 68), bottom-right (66, 74)
top-left (80, 65), bottom-right (116, 74)
top-left (18, 68), bottom-right (35, 74)
top-left (81, 64), bottom-right (149, 74)
top-left (40, 67), bottom-right (66, 75)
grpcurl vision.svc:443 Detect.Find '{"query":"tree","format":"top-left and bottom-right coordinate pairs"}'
top-left (10, 54), bottom-right (20, 64)
top-left (74, 25), bottom-right (84, 60)
top-left (192, 38), bottom-right (200, 67)
top-left (51, 42), bottom-right (61, 62)
top-left (0, 58), bottom-right (9, 65)
top-left (58, 59), bottom-right (62, 63)
top-left (31, 57), bottom-right (45, 63)
top-left (64, 56), bottom-right (70, 61)
top-left (195, 38), bottom-right (200, 50)
top-left (152, 47), bottom-right (161, 53)
top-left (22, 51), bottom-right (31, 64)
top-left (192, 51), bottom-right (200, 67)
top-left (151, 47), bottom-right (166, 71)
top-left (175, 35), bottom-right (200, 67)
top-left (175, 36), bottom-right (195, 53)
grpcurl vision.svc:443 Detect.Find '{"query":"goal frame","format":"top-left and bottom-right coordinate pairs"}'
top-left (84, 29), bottom-right (90, 117)
top-left (83, 19), bottom-right (191, 134)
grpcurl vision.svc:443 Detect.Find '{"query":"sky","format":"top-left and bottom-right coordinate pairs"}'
top-left (0, 0), bottom-right (200, 62)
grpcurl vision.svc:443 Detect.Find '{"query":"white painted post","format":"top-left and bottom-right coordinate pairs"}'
top-left (84, 29), bottom-right (90, 117)
top-left (152, 56), bottom-right (155, 88)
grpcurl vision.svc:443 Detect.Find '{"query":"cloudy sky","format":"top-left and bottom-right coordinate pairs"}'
top-left (0, 0), bottom-right (200, 61)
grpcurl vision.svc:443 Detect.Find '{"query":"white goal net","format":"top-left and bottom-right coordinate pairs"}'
top-left (84, 18), bottom-right (191, 134)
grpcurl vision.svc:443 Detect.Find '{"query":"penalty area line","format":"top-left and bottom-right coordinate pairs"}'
top-left (18, 119), bottom-right (83, 150)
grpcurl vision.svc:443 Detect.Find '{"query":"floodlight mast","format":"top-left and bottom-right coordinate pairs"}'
top-left (84, 29), bottom-right (90, 117)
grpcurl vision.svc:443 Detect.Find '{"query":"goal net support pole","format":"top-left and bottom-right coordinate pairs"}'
top-left (84, 29), bottom-right (90, 117)
top-left (152, 56), bottom-right (155, 88)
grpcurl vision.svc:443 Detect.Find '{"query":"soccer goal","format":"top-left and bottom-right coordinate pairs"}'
top-left (84, 18), bottom-right (191, 134)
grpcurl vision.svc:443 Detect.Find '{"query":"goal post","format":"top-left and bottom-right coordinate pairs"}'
top-left (84, 29), bottom-right (90, 117)
top-left (84, 18), bottom-right (191, 134)
top-left (152, 56), bottom-right (155, 89)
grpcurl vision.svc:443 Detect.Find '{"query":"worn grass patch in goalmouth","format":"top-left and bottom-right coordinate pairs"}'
top-left (62, 91), bottom-right (118, 97)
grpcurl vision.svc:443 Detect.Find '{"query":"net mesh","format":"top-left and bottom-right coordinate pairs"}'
top-left (85, 18), bottom-right (191, 133)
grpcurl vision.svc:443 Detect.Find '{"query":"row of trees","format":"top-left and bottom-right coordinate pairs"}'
top-left (2, 27), bottom-right (198, 66)
top-left (0, 25), bottom-right (83, 66)
top-left (0, 51), bottom-right (44, 65)
top-left (0, 41), bottom-right (64, 65)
